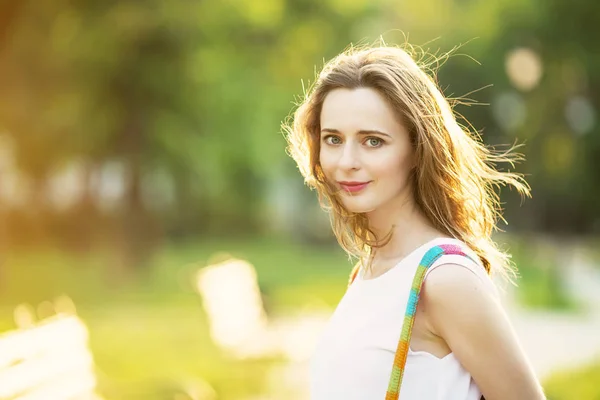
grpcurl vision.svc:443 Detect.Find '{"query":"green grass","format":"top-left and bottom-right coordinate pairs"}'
top-left (0, 236), bottom-right (351, 400)
top-left (544, 360), bottom-right (600, 400)
top-left (502, 235), bottom-right (579, 311)
top-left (0, 234), bottom-right (588, 399)
top-left (82, 302), bottom-right (276, 400)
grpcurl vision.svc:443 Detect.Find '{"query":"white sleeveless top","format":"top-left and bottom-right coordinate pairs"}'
top-left (310, 238), bottom-right (498, 400)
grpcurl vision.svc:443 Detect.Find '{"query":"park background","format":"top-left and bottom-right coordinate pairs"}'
top-left (0, 0), bottom-right (599, 399)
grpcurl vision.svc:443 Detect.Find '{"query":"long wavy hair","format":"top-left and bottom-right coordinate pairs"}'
top-left (283, 43), bottom-right (530, 282)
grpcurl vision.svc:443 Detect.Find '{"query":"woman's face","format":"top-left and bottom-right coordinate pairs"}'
top-left (319, 87), bottom-right (415, 214)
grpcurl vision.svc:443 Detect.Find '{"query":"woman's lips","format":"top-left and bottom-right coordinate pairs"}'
top-left (338, 181), bottom-right (370, 193)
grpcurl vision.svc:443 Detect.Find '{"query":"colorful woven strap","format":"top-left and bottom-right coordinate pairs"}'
top-left (348, 243), bottom-right (478, 400)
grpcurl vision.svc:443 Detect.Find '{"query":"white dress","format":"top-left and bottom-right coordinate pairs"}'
top-left (310, 238), bottom-right (498, 400)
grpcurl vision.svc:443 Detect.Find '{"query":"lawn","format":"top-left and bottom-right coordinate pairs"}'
top-left (544, 360), bottom-right (600, 400)
top-left (0, 235), bottom-right (350, 399)
top-left (0, 234), bottom-right (588, 399)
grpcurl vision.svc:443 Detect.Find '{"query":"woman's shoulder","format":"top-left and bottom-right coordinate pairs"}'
top-left (424, 238), bottom-right (499, 297)
top-left (421, 260), bottom-right (502, 321)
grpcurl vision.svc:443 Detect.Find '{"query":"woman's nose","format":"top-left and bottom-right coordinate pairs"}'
top-left (338, 143), bottom-right (361, 170)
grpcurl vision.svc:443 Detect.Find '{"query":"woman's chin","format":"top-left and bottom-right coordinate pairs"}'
top-left (340, 201), bottom-right (375, 214)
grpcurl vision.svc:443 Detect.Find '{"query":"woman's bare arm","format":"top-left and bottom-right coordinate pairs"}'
top-left (421, 264), bottom-right (546, 400)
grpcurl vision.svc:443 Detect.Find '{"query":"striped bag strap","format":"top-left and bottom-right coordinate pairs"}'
top-left (384, 243), bottom-right (479, 400)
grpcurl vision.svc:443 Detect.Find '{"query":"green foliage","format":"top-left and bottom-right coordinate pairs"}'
top-left (516, 265), bottom-right (577, 310)
top-left (1, 0), bottom-right (599, 265)
top-left (504, 236), bottom-right (577, 311)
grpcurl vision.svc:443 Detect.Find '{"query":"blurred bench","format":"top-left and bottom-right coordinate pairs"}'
top-left (195, 257), bottom-right (329, 360)
top-left (0, 300), bottom-right (103, 400)
top-left (196, 256), bottom-right (331, 399)
top-left (196, 257), bottom-right (276, 358)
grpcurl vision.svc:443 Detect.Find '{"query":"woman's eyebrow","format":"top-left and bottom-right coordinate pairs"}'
top-left (320, 128), bottom-right (392, 138)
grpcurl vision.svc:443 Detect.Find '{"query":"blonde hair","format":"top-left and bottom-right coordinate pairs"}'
top-left (283, 43), bottom-right (530, 282)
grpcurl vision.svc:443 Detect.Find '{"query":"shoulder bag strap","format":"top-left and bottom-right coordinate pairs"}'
top-left (385, 243), bottom-right (478, 399)
top-left (347, 243), bottom-right (483, 399)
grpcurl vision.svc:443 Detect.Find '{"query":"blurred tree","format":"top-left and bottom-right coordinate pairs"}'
top-left (0, 0), bottom-right (378, 269)
top-left (374, 0), bottom-right (600, 235)
top-left (475, 0), bottom-right (600, 234)
top-left (0, 0), bottom-right (597, 271)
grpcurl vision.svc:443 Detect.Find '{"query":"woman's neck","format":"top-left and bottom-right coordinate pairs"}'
top-left (366, 197), bottom-right (447, 262)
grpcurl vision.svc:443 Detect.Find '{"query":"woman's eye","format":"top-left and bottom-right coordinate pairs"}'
top-left (366, 137), bottom-right (383, 147)
top-left (324, 135), bottom-right (342, 145)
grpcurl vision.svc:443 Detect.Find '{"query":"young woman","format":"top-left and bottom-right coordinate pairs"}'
top-left (284, 45), bottom-right (546, 400)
